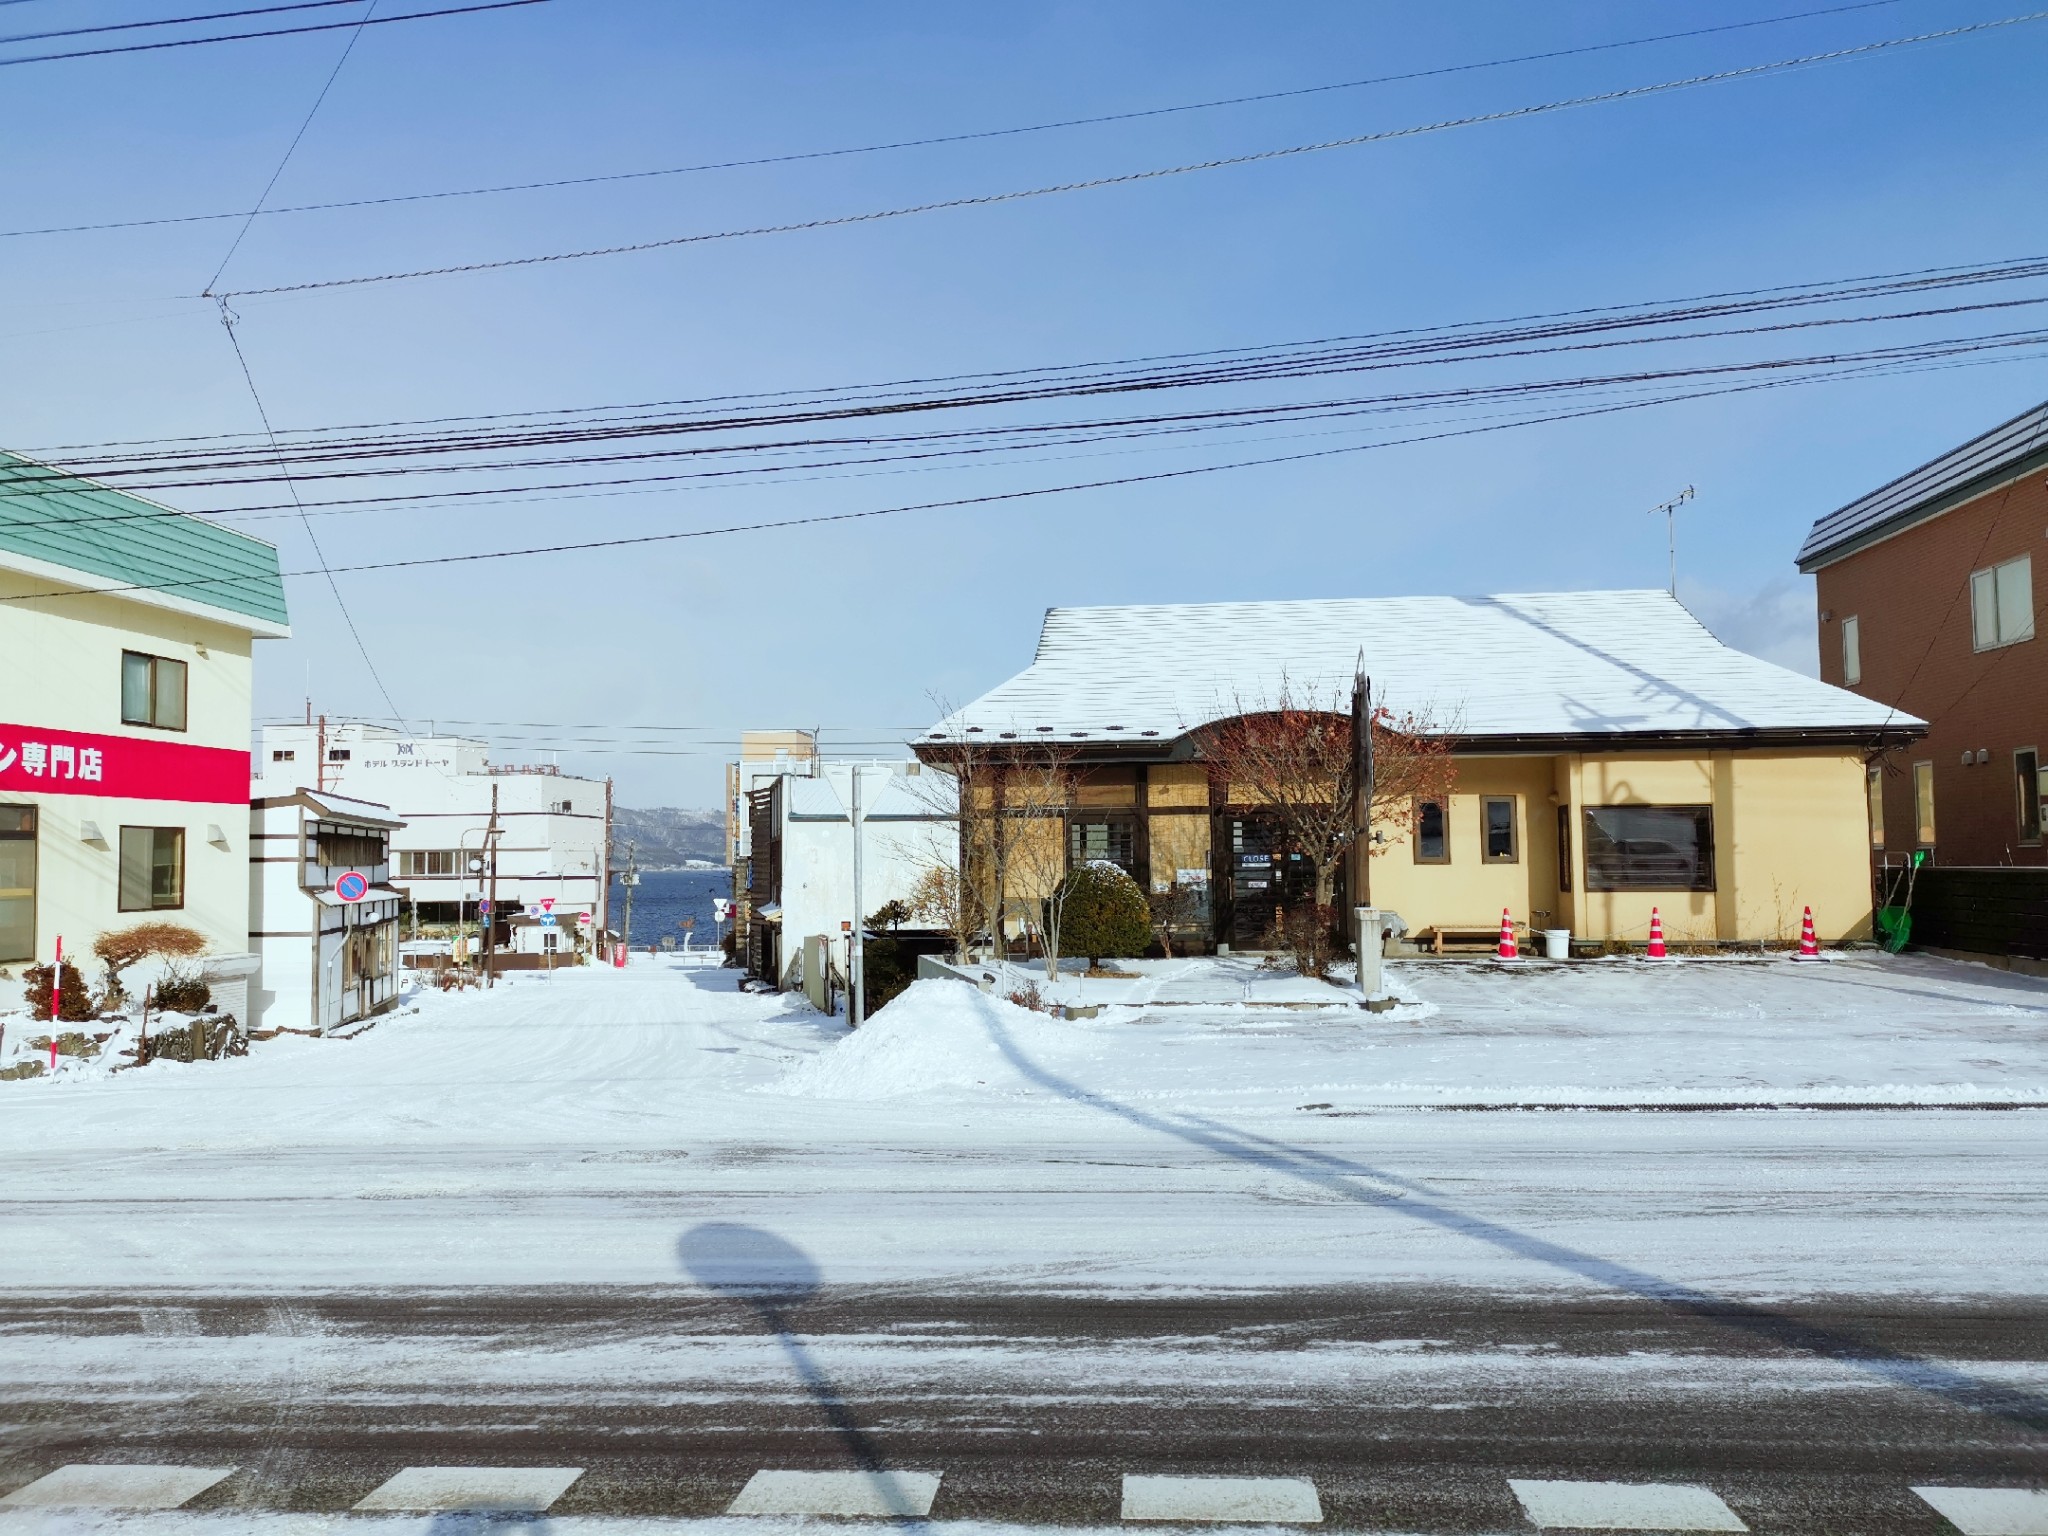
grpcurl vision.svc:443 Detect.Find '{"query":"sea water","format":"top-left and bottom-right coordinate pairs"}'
top-left (606, 867), bottom-right (732, 950)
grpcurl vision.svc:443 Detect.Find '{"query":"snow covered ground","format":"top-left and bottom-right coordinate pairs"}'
top-left (0, 950), bottom-right (2043, 1298)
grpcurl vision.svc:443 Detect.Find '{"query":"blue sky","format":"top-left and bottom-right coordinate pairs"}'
top-left (6, 0), bottom-right (2047, 805)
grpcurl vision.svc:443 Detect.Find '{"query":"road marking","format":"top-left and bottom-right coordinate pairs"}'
top-left (727, 1469), bottom-right (942, 1518)
top-left (0, 1465), bottom-right (236, 1510)
top-left (1122, 1474), bottom-right (1324, 1523)
top-left (1913, 1486), bottom-right (2048, 1535)
top-left (353, 1466), bottom-right (584, 1512)
top-left (1509, 1478), bottom-right (1748, 1531)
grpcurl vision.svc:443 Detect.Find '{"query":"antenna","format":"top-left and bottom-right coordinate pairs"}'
top-left (1647, 485), bottom-right (1697, 595)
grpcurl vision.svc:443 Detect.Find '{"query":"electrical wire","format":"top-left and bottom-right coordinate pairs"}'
top-left (0, 0), bottom-right (543, 67)
top-left (0, 0), bottom-right (1912, 242)
top-left (0, 1), bottom-right (360, 47)
top-left (211, 9), bottom-right (2048, 298)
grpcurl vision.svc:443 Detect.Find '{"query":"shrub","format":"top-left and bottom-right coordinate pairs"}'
top-left (23, 961), bottom-right (93, 1023)
top-left (91, 921), bottom-right (207, 1011)
top-left (1268, 902), bottom-right (1344, 979)
top-left (1058, 862), bottom-right (1152, 965)
top-left (152, 970), bottom-right (212, 1014)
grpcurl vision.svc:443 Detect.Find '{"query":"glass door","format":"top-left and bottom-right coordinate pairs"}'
top-left (0, 805), bottom-right (35, 963)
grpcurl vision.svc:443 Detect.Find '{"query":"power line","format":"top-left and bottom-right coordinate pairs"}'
top-left (0, 0), bottom-right (544, 67)
top-left (1, 366), bottom-right (2015, 610)
top-left (0, 0), bottom-right (1911, 242)
top-left (0, 1), bottom-right (359, 47)
top-left (212, 10), bottom-right (2048, 299)
top-left (219, 299), bottom-right (410, 729)
top-left (203, 0), bottom-right (379, 295)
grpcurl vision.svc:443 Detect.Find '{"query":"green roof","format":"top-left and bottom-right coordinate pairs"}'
top-left (0, 449), bottom-right (288, 630)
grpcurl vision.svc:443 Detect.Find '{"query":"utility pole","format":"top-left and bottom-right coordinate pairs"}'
top-left (484, 781), bottom-right (500, 990)
top-left (849, 765), bottom-right (865, 1028)
top-left (621, 840), bottom-right (638, 955)
top-left (1647, 485), bottom-right (1697, 596)
top-left (316, 712), bottom-right (327, 793)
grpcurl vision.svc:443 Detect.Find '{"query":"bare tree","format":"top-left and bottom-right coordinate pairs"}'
top-left (1199, 676), bottom-right (1456, 973)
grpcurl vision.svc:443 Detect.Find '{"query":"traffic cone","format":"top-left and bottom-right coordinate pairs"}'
top-left (1792, 905), bottom-right (1822, 961)
top-left (1497, 908), bottom-right (1519, 962)
top-left (1646, 907), bottom-right (1668, 960)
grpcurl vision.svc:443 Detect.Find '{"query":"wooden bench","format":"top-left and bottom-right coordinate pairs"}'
top-left (1419, 922), bottom-right (1523, 955)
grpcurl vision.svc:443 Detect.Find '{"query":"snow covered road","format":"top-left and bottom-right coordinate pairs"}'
top-left (1, 955), bottom-right (2044, 1529)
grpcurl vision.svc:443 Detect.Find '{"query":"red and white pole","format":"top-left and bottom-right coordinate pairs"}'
top-left (49, 936), bottom-right (62, 1070)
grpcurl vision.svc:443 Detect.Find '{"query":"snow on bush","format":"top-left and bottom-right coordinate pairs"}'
top-left (1060, 861), bottom-right (1151, 963)
top-left (765, 979), bottom-right (1098, 1100)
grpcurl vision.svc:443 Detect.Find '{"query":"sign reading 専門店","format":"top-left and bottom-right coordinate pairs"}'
top-left (0, 723), bottom-right (250, 804)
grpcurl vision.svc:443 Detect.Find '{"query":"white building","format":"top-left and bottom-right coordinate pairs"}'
top-left (249, 789), bottom-right (404, 1032)
top-left (253, 722), bottom-right (610, 958)
top-left (742, 760), bottom-right (955, 994)
top-left (0, 448), bottom-right (288, 1017)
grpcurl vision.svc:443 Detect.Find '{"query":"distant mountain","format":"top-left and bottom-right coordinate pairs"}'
top-left (612, 806), bottom-right (726, 869)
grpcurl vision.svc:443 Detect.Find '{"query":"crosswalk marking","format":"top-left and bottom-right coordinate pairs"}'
top-left (1912, 1486), bottom-right (2048, 1536)
top-left (1509, 1479), bottom-right (1748, 1532)
top-left (726, 1469), bottom-right (942, 1518)
top-left (0, 1465), bottom-right (237, 1511)
top-left (352, 1466), bottom-right (584, 1512)
top-left (1121, 1474), bottom-right (1324, 1523)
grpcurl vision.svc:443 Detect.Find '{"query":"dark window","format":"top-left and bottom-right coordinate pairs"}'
top-left (1557, 803), bottom-right (1572, 891)
top-left (1482, 797), bottom-right (1517, 862)
top-left (316, 829), bottom-right (383, 868)
top-left (2019, 749), bottom-right (2043, 846)
top-left (0, 804), bottom-right (35, 962)
top-left (272, 749), bottom-right (295, 762)
top-left (120, 651), bottom-right (187, 731)
top-left (1069, 819), bottom-right (1136, 875)
top-left (1582, 806), bottom-right (1714, 891)
top-left (1414, 799), bottom-right (1449, 863)
top-left (118, 826), bottom-right (185, 911)
top-left (327, 748), bottom-right (351, 762)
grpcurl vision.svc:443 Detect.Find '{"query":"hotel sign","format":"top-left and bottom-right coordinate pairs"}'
top-left (0, 722), bottom-right (250, 805)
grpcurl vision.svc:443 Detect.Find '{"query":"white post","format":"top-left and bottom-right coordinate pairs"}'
top-left (1354, 905), bottom-right (1383, 998)
top-left (850, 765), bottom-right (865, 1028)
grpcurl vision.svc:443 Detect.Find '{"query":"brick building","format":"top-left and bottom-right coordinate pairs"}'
top-left (1797, 400), bottom-right (2048, 866)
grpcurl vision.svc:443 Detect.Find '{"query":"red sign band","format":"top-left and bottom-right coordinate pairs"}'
top-left (0, 721), bottom-right (250, 806)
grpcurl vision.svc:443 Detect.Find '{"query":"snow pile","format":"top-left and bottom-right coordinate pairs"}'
top-left (764, 979), bottom-right (1100, 1100)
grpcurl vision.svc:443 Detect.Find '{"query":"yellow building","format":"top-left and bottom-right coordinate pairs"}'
top-left (0, 450), bottom-right (289, 1005)
top-left (915, 592), bottom-right (1923, 951)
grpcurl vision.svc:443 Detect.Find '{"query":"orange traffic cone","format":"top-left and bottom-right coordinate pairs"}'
top-left (1646, 907), bottom-right (1668, 960)
top-left (1792, 905), bottom-right (1822, 961)
top-left (1497, 908), bottom-right (1519, 962)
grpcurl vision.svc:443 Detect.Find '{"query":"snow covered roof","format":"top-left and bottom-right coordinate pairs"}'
top-left (253, 787), bottom-right (403, 827)
top-left (922, 590), bottom-right (1922, 750)
top-left (1796, 399), bottom-right (2048, 572)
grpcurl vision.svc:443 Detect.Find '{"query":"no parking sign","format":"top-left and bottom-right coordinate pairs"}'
top-left (334, 871), bottom-right (368, 902)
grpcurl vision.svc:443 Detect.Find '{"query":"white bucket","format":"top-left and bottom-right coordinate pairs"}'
top-left (1541, 928), bottom-right (1571, 961)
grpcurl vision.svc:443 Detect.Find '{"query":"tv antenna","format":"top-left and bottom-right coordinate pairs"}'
top-left (1647, 485), bottom-right (1697, 596)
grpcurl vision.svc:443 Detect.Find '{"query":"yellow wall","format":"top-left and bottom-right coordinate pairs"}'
top-left (1357, 749), bottom-right (1874, 946)
top-left (1148, 764), bottom-right (1208, 808)
top-left (1148, 812), bottom-right (1210, 894)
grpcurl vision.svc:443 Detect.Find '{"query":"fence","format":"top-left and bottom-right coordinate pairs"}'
top-left (1903, 866), bottom-right (2048, 960)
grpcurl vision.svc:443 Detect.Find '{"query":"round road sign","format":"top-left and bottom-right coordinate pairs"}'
top-left (334, 871), bottom-right (369, 902)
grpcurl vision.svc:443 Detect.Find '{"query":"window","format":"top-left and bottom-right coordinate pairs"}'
top-left (316, 829), bottom-right (383, 868)
top-left (327, 748), bottom-right (351, 762)
top-left (1914, 761), bottom-right (1936, 848)
top-left (1970, 555), bottom-right (2034, 651)
top-left (1582, 806), bottom-right (1714, 891)
top-left (1482, 797), bottom-right (1518, 862)
top-left (1557, 804), bottom-right (1572, 891)
top-left (1841, 615), bottom-right (1862, 686)
top-left (2019, 749), bottom-right (2043, 846)
top-left (120, 651), bottom-right (186, 731)
top-left (271, 749), bottom-right (296, 762)
top-left (118, 826), bottom-right (185, 911)
top-left (0, 805), bottom-right (35, 963)
top-left (1068, 819), bottom-right (1136, 874)
top-left (542, 929), bottom-right (560, 953)
top-left (1868, 766), bottom-right (1886, 851)
top-left (398, 849), bottom-right (460, 878)
top-left (1414, 798), bottom-right (1449, 863)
